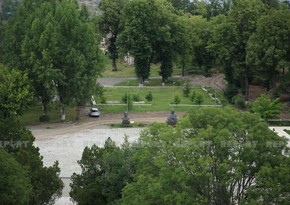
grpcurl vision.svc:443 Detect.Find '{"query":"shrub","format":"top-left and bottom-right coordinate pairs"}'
top-left (250, 94), bottom-right (283, 121)
top-left (145, 91), bottom-right (153, 102)
top-left (224, 84), bottom-right (238, 101)
top-left (232, 95), bottom-right (246, 109)
top-left (190, 91), bottom-right (196, 103)
top-left (132, 94), bottom-right (141, 102)
top-left (39, 115), bottom-right (50, 122)
top-left (183, 81), bottom-right (191, 97)
top-left (100, 96), bottom-right (106, 104)
top-left (173, 94), bottom-right (181, 105)
top-left (194, 93), bottom-right (204, 105)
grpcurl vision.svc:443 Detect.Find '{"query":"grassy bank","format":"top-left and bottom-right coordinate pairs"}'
top-left (94, 86), bottom-right (218, 113)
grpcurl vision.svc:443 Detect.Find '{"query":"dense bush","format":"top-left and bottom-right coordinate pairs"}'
top-left (173, 94), bottom-right (181, 104)
top-left (232, 95), bottom-right (246, 109)
top-left (145, 91), bottom-right (153, 102)
top-left (190, 91), bottom-right (196, 103)
top-left (183, 81), bottom-right (191, 97)
top-left (194, 93), bottom-right (204, 105)
top-left (224, 84), bottom-right (238, 101)
top-left (132, 94), bottom-right (141, 102)
top-left (39, 115), bottom-right (50, 122)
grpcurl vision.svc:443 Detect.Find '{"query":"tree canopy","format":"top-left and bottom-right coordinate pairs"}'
top-left (0, 64), bottom-right (32, 118)
top-left (121, 108), bottom-right (289, 204)
top-left (0, 148), bottom-right (32, 205)
top-left (0, 117), bottom-right (64, 204)
top-left (70, 137), bottom-right (136, 205)
top-left (70, 108), bottom-right (289, 204)
top-left (2, 0), bottom-right (104, 120)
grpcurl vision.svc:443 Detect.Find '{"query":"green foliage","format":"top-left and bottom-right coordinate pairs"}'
top-left (0, 0), bottom-right (22, 21)
top-left (95, 83), bottom-right (106, 104)
top-left (3, 0), bottom-right (104, 120)
top-left (159, 55), bottom-right (173, 82)
top-left (246, 9), bottom-right (290, 92)
top-left (183, 81), bottom-right (191, 97)
top-left (224, 83), bottom-right (238, 101)
top-left (208, 0), bottom-right (267, 100)
top-left (121, 93), bottom-right (133, 111)
top-left (145, 91), bottom-right (153, 102)
top-left (0, 64), bottom-right (32, 117)
top-left (173, 94), bottom-right (181, 105)
top-left (190, 91), bottom-right (196, 102)
top-left (0, 117), bottom-right (63, 204)
top-left (99, 0), bottom-right (129, 71)
top-left (39, 114), bottom-right (50, 122)
top-left (232, 95), bottom-right (246, 109)
top-left (119, 0), bottom-right (189, 83)
top-left (132, 94), bottom-right (141, 102)
top-left (190, 91), bottom-right (204, 105)
top-left (0, 149), bottom-right (32, 205)
top-left (194, 93), bottom-right (204, 105)
top-left (121, 108), bottom-right (289, 204)
top-left (70, 138), bottom-right (136, 205)
top-left (250, 94), bottom-right (283, 121)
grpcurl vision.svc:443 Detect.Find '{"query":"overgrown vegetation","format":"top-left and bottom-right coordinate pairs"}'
top-left (70, 108), bottom-right (290, 205)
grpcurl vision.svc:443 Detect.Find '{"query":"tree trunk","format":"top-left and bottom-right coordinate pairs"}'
top-left (75, 106), bottom-right (81, 121)
top-left (182, 61), bottom-right (185, 77)
top-left (139, 77), bottom-right (144, 86)
top-left (112, 57), bottom-right (117, 71)
top-left (43, 104), bottom-right (49, 116)
top-left (244, 75), bottom-right (249, 102)
top-left (271, 71), bottom-right (277, 98)
top-left (60, 106), bottom-right (66, 121)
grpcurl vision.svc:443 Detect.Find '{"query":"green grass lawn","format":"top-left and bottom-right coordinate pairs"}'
top-left (19, 103), bottom-right (76, 125)
top-left (20, 86), bottom-right (219, 125)
top-left (94, 86), bottom-right (218, 113)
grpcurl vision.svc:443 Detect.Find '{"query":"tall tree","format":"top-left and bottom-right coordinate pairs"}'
top-left (99, 0), bottom-right (128, 71)
top-left (174, 14), bottom-right (196, 77)
top-left (121, 108), bottom-right (289, 204)
top-left (120, 0), bottom-right (187, 84)
top-left (166, 0), bottom-right (191, 11)
top-left (190, 15), bottom-right (213, 76)
top-left (21, 2), bottom-right (58, 117)
top-left (4, 0), bottom-right (104, 121)
top-left (53, 0), bottom-right (104, 120)
top-left (0, 117), bottom-right (64, 204)
top-left (189, 0), bottom-right (232, 19)
top-left (1, 0), bottom-right (42, 69)
top-left (0, 64), bottom-right (32, 118)
top-left (151, 0), bottom-right (179, 82)
top-left (246, 9), bottom-right (290, 95)
top-left (0, 148), bottom-right (32, 205)
top-left (208, 0), bottom-right (266, 101)
top-left (0, 0), bottom-right (22, 21)
top-left (119, 0), bottom-right (156, 84)
top-left (70, 138), bottom-right (136, 205)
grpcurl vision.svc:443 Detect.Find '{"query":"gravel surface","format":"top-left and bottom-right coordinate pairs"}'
top-left (33, 126), bottom-right (143, 205)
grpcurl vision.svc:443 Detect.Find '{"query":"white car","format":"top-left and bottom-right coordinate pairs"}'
top-left (89, 108), bottom-right (100, 117)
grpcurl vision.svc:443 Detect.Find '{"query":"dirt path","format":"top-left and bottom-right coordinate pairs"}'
top-left (98, 74), bottom-right (225, 90)
top-left (29, 111), bottom-right (186, 141)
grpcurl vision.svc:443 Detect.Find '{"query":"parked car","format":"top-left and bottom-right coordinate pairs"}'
top-left (89, 108), bottom-right (100, 117)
